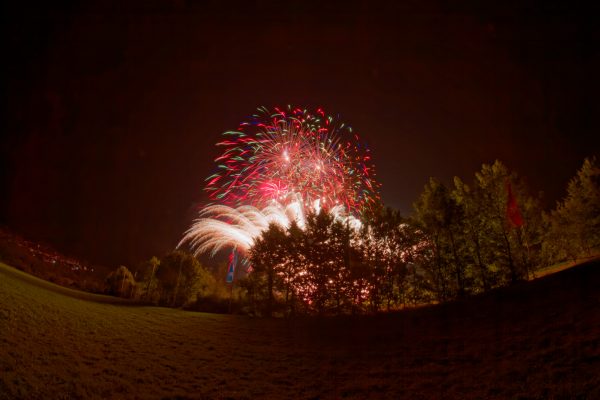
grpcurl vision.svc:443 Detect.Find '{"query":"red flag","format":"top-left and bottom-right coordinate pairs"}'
top-left (506, 181), bottom-right (523, 227)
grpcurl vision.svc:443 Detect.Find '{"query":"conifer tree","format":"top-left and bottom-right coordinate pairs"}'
top-left (543, 157), bottom-right (600, 262)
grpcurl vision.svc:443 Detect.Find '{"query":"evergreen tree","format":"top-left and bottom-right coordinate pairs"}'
top-left (472, 160), bottom-right (542, 284)
top-left (452, 177), bottom-right (490, 292)
top-left (543, 157), bottom-right (600, 262)
top-left (413, 178), bottom-right (465, 300)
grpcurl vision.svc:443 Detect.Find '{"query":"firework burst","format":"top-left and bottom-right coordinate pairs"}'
top-left (205, 106), bottom-right (380, 216)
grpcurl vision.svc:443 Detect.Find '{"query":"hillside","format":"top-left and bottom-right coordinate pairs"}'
top-left (1, 260), bottom-right (599, 399)
top-left (0, 228), bottom-right (108, 293)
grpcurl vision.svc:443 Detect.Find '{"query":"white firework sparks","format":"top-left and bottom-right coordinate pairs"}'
top-left (178, 196), bottom-right (362, 257)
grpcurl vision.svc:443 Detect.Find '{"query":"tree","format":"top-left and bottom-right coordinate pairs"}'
top-left (248, 208), bottom-right (369, 316)
top-left (359, 206), bottom-right (411, 311)
top-left (452, 177), bottom-right (490, 292)
top-left (137, 256), bottom-right (161, 302)
top-left (327, 216), bottom-right (355, 314)
top-left (412, 161), bottom-right (542, 298)
top-left (302, 210), bottom-right (338, 315)
top-left (157, 250), bottom-right (212, 307)
top-left (413, 178), bottom-right (466, 300)
top-left (471, 160), bottom-right (542, 285)
top-left (105, 266), bottom-right (136, 298)
top-left (395, 220), bottom-right (432, 306)
top-left (248, 223), bottom-right (288, 316)
top-left (543, 157), bottom-right (600, 262)
top-left (284, 220), bottom-right (306, 315)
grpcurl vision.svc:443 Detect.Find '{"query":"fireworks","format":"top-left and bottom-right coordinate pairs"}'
top-left (205, 106), bottom-right (380, 216)
top-left (179, 197), bottom-right (362, 257)
top-left (176, 105), bottom-right (384, 311)
top-left (180, 105), bottom-right (379, 260)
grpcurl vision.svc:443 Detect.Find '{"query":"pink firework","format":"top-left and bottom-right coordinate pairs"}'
top-left (205, 106), bottom-right (380, 216)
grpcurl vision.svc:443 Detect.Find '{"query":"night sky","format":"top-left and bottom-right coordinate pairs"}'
top-left (2, 1), bottom-right (599, 268)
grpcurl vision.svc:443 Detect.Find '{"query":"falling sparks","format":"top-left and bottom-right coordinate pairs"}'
top-left (179, 196), bottom-right (362, 257)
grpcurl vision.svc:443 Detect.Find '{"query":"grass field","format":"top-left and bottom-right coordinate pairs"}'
top-left (1, 260), bottom-right (599, 399)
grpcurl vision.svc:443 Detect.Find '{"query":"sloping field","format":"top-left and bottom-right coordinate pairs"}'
top-left (1, 261), bottom-right (599, 399)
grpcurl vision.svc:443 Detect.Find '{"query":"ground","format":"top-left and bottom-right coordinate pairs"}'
top-left (0, 260), bottom-right (599, 399)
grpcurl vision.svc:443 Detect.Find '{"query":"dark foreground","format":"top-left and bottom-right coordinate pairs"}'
top-left (1, 261), bottom-right (599, 399)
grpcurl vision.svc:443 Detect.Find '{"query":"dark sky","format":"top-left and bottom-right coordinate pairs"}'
top-left (2, 1), bottom-right (599, 268)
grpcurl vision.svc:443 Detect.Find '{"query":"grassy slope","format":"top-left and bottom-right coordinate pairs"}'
top-left (533, 255), bottom-right (600, 279)
top-left (1, 261), bottom-right (599, 400)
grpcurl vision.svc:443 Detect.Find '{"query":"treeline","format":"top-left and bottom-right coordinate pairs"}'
top-left (104, 158), bottom-right (598, 316)
top-left (243, 158), bottom-right (599, 316)
top-left (104, 251), bottom-right (233, 312)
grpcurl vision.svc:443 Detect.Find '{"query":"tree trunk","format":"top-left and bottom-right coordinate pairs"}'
top-left (145, 263), bottom-right (157, 301)
top-left (433, 233), bottom-right (446, 302)
top-left (502, 229), bottom-right (517, 284)
top-left (266, 266), bottom-right (274, 317)
top-left (172, 260), bottom-right (183, 307)
top-left (448, 228), bottom-right (464, 298)
top-left (516, 227), bottom-right (531, 280)
top-left (473, 234), bottom-right (489, 291)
